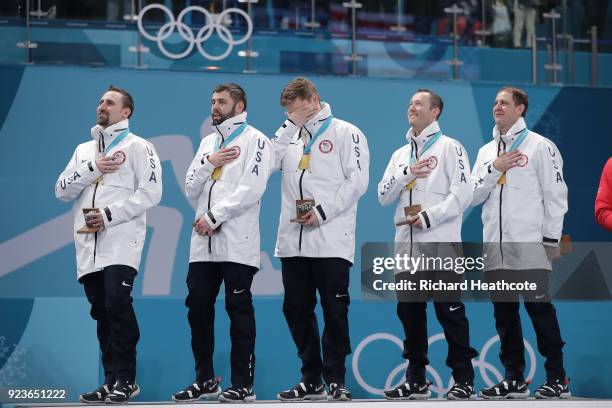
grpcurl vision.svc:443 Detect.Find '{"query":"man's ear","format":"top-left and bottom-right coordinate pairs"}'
top-left (236, 100), bottom-right (245, 114)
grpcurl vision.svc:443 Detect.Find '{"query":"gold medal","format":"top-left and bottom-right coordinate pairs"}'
top-left (211, 167), bottom-right (222, 181)
top-left (497, 173), bottom-right (506, 185)
top-left (298, 154), bottom-right (311, 170)
top-left (405, 179), bottom-right (416, 190)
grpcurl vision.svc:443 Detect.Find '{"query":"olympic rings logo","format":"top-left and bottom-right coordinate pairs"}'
top-left (352, 332), bottom-right (536, 397)
top-left (137, 4), bottom-right (253, 61)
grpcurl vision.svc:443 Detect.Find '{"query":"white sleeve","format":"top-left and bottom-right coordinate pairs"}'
top-left (378, 148), bottom-right (415, 207)
top-left (101, 141), bottom-right (163, 228)
top-left (471, 145), bottom-right (502, 207)
top-left (185, 137), bottom-right (216, 199)
top-left (537, 140), bottom-right (568, 245)
top-left (314, 127), bottom-right (370, 224)
top-left (204, 135), bottom-right (272, 229)
top-left (418, 142), bottom-right (473, 229)
top-left (55, 147), bottom-right (102, 202)
top-left (270, 119), bottom-right (298, 172)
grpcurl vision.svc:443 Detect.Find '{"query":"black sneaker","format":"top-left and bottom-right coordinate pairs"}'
top-left (105, 381), bottom-right (140, 404)
top-left (79, 383), bottom-right (113, 404)
top-left (277, 382), bottom-right (326, 401)
top-left (173, 378), bottom-right (222, 402)
top-left (327, 383), bottom-right (352, 401)
top-left (446, 382), bottom-right (476, 400)
top-left (535, 379), bottom-right (571, 399)
top-left (384, 382), bottom-right (430, 400)
top-left (218, 386), bottom-right (256, 403)
top-left (480, 379), bottom-right (530, 399)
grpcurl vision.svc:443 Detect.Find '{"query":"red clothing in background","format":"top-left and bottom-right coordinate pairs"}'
top-left (595, 157), bottom-right (612, 231)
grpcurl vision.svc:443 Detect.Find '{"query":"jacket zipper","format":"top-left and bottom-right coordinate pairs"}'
top-left (298, 169), bottom-right (306, 251)
top-left (92, 133), bottom-right (104, 266)
top-left (207, 180), bottom-right (217, 254)
top-left (409, 138), bottom-right (418, 259)
top-left (92, 181), bottom-right (100, 265)
top-left (497, 140), bottom-right (506, 264)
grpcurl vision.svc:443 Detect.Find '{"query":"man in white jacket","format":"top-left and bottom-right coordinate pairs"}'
top-left (471, 87), bottom-right (570, 399)
top-left (174, 83), bottom-right (271, 403)
top-left (378, 89), bottom-right (478, 400)
top-left (55, 86), bottom-right (162, 404)
top-left (272, 77), bottom-right (369, 402)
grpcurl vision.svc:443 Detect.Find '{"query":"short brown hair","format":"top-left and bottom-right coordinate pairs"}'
top-left (416, 88), bottom-right (444, 120)
top-left (498, 86), bottom-right (528, 117)
top-left (280, 77), bottom-right (319, 107)
top-left (107, 85), bottom-right (134, 118)
top-left (213, 83), bottom-right (247, 110)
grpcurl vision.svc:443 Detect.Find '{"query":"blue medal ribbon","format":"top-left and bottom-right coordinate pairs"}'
top-left (303, 116), bottom-right (333, 154)
top-left (409, 130), bottom-right (442, 165)
top-left (104, 128), bottom-right (130, 153)
top-left (214, 122), bottom-right (248, 152)
top-left (506, 128), bottom-right (529, 152)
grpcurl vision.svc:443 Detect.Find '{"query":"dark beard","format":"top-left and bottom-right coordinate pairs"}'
top-left (212, 106), bottom-right (236, 125)
top-left (97, 112), bottom-right (109, 127)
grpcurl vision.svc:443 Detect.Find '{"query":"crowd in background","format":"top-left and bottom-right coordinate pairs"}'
top-left (0, 0), bottom-right (610, 45)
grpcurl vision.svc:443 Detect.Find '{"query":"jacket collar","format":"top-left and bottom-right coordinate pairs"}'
top-left (301, 102), bottom-right (333, 140)
top-left (90, 119), bottom-right (130, 152)
top-left (407, 120), bottom-right (441, 149)
top-left (493, 117), bottom-right (528, 144)
top-left (212, 111), bottom-right (248, 143)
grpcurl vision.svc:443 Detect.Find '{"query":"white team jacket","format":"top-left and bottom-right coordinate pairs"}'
top-left (471, 117), bottom-right (568, 270)
top-left (271, 103), bottom-right (370, 264)
top-left (55, 119), bottom-right (163, 280)
top-left (378, 121), bottom-right (473, 243)
top-left (185, 112), bottom-right (271, 268)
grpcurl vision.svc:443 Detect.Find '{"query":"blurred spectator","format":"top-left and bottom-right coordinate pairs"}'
top-left (583, 0), bottom-right (608, 38)
top-left (436, 0), bottom-right (468, 37)
top-left (491, 0), bottom-right (512, 47)
top-left (409, 0), bottom-right (437, 35)
top-left (513, 0), bottom-right (539, 47)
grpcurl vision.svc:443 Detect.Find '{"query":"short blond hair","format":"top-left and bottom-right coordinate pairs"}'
top-left (280, 77), bottom-right (319, 107)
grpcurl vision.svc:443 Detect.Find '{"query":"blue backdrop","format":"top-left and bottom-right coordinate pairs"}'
top-left (1, 65), bottom-right (611, 401)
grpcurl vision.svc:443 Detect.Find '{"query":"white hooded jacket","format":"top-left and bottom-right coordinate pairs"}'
top-left (378, 121), bottom-right (473, 243)
top-left (185, 112), bottom-right (272, 268)
top-left (55, 119), bottom-right (163, 280)
top-left (471, 117), bottom-right (568, 270)
top-left (271, 103), bottom-right (369, 264)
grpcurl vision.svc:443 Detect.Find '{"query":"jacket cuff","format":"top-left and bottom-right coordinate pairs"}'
top-left (543, 236), bottom-right (560, 247)
top-left (101, 206), bottom-right (118, 228)
top-left (275, 119), bottom-right (298, 138)
top-left (402, 165), bottom-right (417, 184)
top-left (81, 160), bottom-right (102, 183)
top-left (418, 210), bottom-right (432, 230)
top-left (314, 204), bottom-right (329, 225)
top-left (204, 210), bottom-right (221, 230)
top-left (199, 154), bottom-right (216, 174)
top-left (487, 163), bottom-right (503, 179)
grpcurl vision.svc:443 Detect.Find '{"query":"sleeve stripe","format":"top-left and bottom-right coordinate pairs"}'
top-left (315, 204), bottom-right (327, 221)
top-left (104, 207), bottom-right (112, 222)
top-left (422, 211), bottom-right (431, 229)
